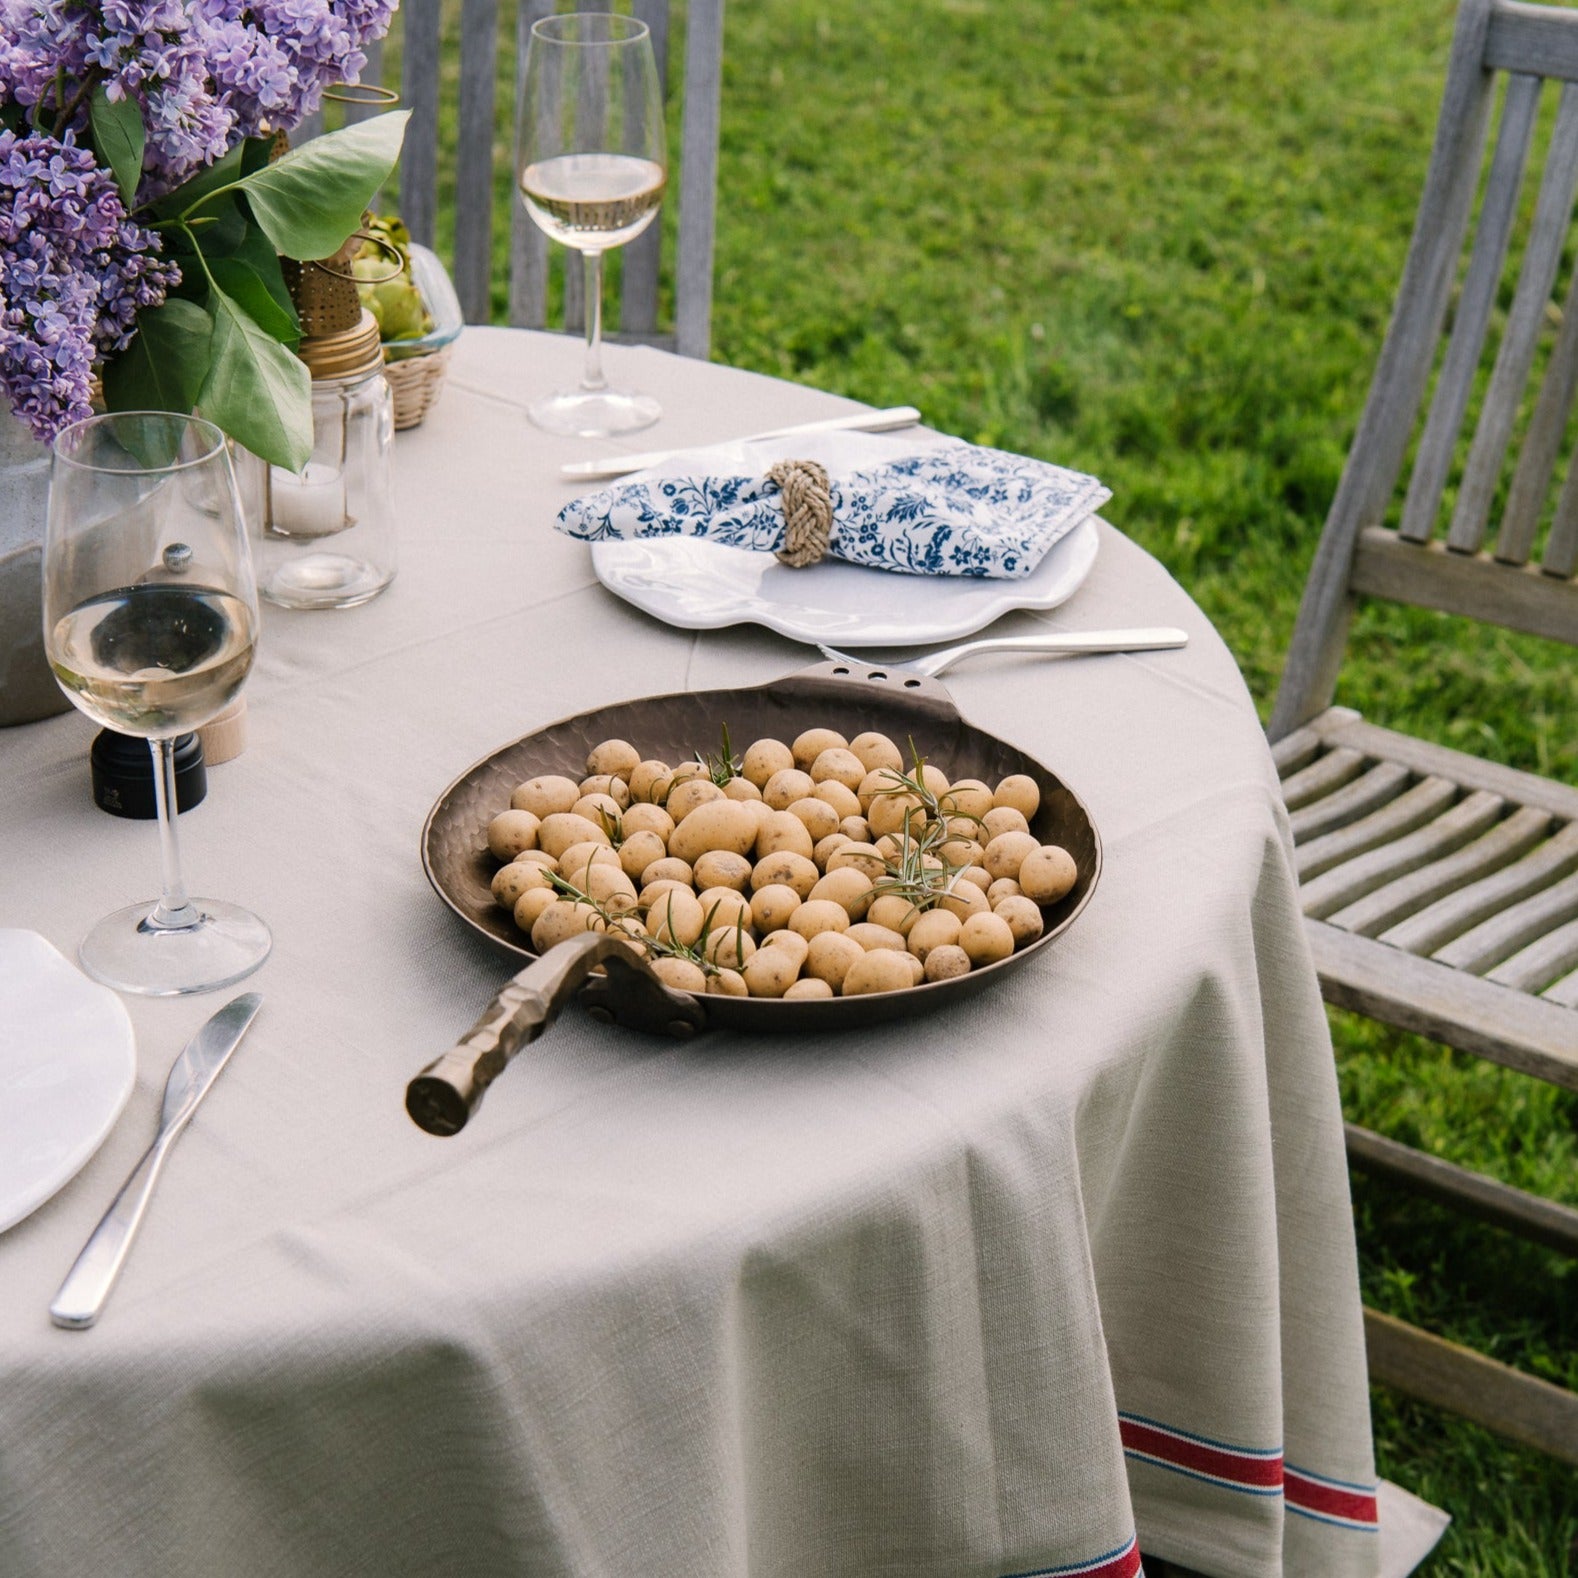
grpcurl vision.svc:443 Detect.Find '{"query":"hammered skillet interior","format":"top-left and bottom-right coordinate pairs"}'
top-left (422, 662), bottom-right (1102, 1031)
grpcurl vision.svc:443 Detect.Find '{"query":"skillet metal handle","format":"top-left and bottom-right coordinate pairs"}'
top-left (406, 933), bottom-right (704, 1135)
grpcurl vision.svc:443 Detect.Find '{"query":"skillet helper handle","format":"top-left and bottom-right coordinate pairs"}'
top-left (406, 933), bottom-right (701, 1136)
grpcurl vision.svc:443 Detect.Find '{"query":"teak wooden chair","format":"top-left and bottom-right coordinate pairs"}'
top-left (301, 0), bottom-right (724, 356)
top-left (1269, 0), bottom-right (1578, 1464)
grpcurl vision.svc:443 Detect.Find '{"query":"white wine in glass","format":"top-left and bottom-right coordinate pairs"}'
top-left (45, 412), bottom-right (270, 996)
top-left (518, 13), bottom-right (667, 437)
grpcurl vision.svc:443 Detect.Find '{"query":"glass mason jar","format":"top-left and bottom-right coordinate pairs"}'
top-left (247, 309), bottom-right (396, 609)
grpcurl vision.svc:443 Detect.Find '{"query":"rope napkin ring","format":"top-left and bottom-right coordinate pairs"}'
top-left (769, 459), bottom-right (833, 567)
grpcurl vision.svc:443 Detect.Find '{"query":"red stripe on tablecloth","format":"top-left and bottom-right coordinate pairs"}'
top-left (1117, 1417), bottom-right (1283, 1490)
top-left (1284, 1467), bottom-right (1379, 1527)
top-left (1003, 1534), bottom-right (1142, 1578)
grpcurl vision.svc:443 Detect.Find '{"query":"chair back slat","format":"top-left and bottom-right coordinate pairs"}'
top-left (508, 0), bottom-right (556, 329)
top-left (1400, 72), bottom-right (1540, 544)
top-left (673, 0), bottom-right (724, 358)
top-left (1487, 0), bottom-right (1578, 81)
top-left (343, 40), bottom-right (386, 125)
top-left (1543, 458), bottom-right (1578, 576)
top-left (398, 0), bottom-right (443, 250)
top-left (1446, 82), bottom-right (1578, 553)
top-left (619, 0), bottom-right (672, 337)
top-left (453, 0), bottom-right (501, 323)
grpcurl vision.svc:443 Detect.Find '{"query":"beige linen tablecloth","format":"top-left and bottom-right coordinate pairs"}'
top-left (0, 330), bottom-right (1435, 1578)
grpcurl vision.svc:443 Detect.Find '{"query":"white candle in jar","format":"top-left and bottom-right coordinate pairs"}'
top-left (269, 463), bottom-right (348, 538)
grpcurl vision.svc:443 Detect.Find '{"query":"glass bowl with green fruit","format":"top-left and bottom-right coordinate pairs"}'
top-left (355, 216), bottom-right (464, 364)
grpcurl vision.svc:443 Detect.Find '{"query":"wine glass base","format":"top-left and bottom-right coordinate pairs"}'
top-left (79, 898), bottom-right (271, 997)
top-left (528, 387), bottom-right (661, 438)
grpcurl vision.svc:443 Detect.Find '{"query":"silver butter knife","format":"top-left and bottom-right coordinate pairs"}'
top-left (50, 992), bottom-right (263, 1330)
top-left (817, 627), bottom-right (1190, 679)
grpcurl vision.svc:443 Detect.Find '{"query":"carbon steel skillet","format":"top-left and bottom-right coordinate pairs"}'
top-left (408, 660), bottom-right (1102, 1134)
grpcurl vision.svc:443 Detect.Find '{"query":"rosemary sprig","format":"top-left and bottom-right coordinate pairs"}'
top-left (691, 722), bottom-right (742, 788)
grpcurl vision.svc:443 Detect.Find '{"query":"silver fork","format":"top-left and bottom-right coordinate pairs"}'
top-left (815, 626), bottom-right (1189, 679)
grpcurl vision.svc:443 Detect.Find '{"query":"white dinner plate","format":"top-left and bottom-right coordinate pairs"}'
top-left (0, 929), bottom-right (136, 1234)
top-left (590, 514), bottom-right (1102, 647)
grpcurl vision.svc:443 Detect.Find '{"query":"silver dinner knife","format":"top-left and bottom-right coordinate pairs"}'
top-left (49, 992), bottom-right (263, 1330)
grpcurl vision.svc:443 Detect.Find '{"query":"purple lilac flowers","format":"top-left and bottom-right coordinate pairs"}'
top-left (0, 128), bottom-right (177, 440)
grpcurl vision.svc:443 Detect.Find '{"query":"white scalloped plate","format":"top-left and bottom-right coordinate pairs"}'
top-left (0, 929), bottom-right (136, 1234)
top-left (591, 514), bottom-right (1101, 647)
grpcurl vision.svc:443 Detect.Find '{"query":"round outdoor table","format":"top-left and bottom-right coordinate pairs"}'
top-left (0, 330), bottom-right (1399, 1578)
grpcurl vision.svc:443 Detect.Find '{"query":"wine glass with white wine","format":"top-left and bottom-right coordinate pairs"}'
top-left (518, 11), bottom-right (667, 436)
top-left (44, 412), bottom-right (270, 996)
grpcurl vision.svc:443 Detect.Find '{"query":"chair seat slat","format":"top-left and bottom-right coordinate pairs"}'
top-left (1301, 790), bottom-right (1505, 917)
top-left (1487, 915), bottom-right (1578, 991)
top-left (1295, 775), bottom-right (1461, 882)
top-left (1448, 81), bottom-right (1578, 553)
top-left (1288, 761), bottom-right (1415, 843)
top-left (1270, 723), bottom-right (1324, 776)
top-left (1326, 803), bottom-right (1553, 937)
top-left (1545, 965), bottom-right (1578, 1006)
top-left (1279, 746), bottom-right (1367, 811)
top-left (1432, 865), bottom-right (1578, 971)
top-left (1401, 71), bottom-right (1541, 544)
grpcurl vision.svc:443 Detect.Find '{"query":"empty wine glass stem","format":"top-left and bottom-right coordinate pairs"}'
top-left (580, 250), bottom-right (607, 393)
top-left (144, 737), bottom-right (201, 932)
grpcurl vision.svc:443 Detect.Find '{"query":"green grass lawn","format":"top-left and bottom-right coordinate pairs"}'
top-left (412, 0), bottom-right (1578, 1567)
top-left (703, 4), bottom-right (1578, 1569)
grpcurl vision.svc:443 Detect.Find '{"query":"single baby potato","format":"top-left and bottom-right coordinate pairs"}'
top-left (619, 829), bottom-right (669, 882)
top-left (761, 928), bottom-right (810, 969)
top-left (693, 849), bottom-right (754, 892)
top-left (1018, 845), bottom-right (1078, 904)
top-left (669, 799), bottom-right (759, 865)
top-left (994, 894), bottom-right (1045, 946)
top-left (809, 866), bottom-right (875, 921)
top-left (874, 835), bottom-right (901, 862)
top-left (639, 858), bottom-right (692, 893)
top-left (962, 864), bottom-right (993, 895)
top-left (756, 809), bottom-right (816, 861)
top-left (492, 860), bottom-right (551, 908)
top-left (762, 767), bottom-right (816, 811)
top-left (784, 976), bottom-right (834, 1000)
top-left (667, 777), bottom-right (725, 821)
top-left (905, 952), bottom-right (926, 985)
top-left (651, 956), bottom-right (707, 993)
top-left (513, 885), bottom-right (558, 934)
top-left (751, 883), bottom-right (802, 934)
top-left (849, 731), bottom-right (903, 774)
top-left (842, 948), bottom-right (916, 996)
top-left (697, 886), bottom-right (753, 932)
top-left (571, 793), bottom-right (623, 828)
top-left (586, 738), bottom-right (640, 778)
top-left (621, 802), bottom-right (675, 842)
top-left (557, 841), bottom-right (619, 886)
top-left (703, 924), bottom-right (756, 971)
top-left (531, 899), bottom-right (595, 951)
top-left (845, 921), bottom-right (909, 953)
top-left (994, 773), bottom-right (1041, 820)
top-left (585, 864), bottom-right (638, 908)
top-left (487, 808), bottom-right (541, 861)
top-left (826, 843), bottom-right (886, 882)
top-left (741, 738), bottom-right (794, 788)
top-left (809, 747), bottom-right (866, 792)
top-left (787, 797), bottom-right (840, 843)
top-left (906, 908), bottom-right (962, 963)
top-left (813, 832), bottom-right (853, 870)
top-left (627, 760), bottom-right (674, 805)
top-left (918, 764), bottom-right (951, 799)
top-left (722, 776), bottom-right (763, 803)
top-left (743, 946), bottom-right (802, 998)
top-left (707, 968), bottom-right (748, 997)
top-left (511, 775), bottom-right (580, 819)
top-left (668, 760), bottom-right (710, 788)
top-left (981, 805), bottom-right (1031, 842)
top-left (645, 886), bottom-right (705, 947)
top-left (866, 893), bottom-right (919, 935)
top-left (805, 930), bottom-right (865, 992)
top-left (938, 835), bottom-right (985, 869)
top-left (924, 943), bottom-right (972, 983)
top-left (578, 773), bottom-right (631, 810)
top-left (984, 830), bottom-right (1042, 882)
top-left (792, 726), bottom-right (847, 771)
top-left (752, 850), bottom-right (820, 899)
top-left (856, 768), bottom-right (897, 812)
top-left (987, 876), bottom-right (1022, 905)
top-left (939, 779), bottom-right (994, 821)
top-left (960, 910), bottom-right (1015, 965)
top-left (837, 815), bottom-right (870, 844)
top-left (789, 899), bottom-right (851, 939)
top-left (812, 780), bottom-right (861, 820)
top-left (538, 812), bottom-right (612, 860)
top-left (867, 791), bottom-right (925, 840)
top-left (936, 879), bottom-right (989, 921)
top-left (511, 849), bottom-right (558, 869)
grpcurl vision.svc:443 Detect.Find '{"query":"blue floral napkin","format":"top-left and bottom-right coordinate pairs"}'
top-left (556, 433), bottom-right (1110, 580)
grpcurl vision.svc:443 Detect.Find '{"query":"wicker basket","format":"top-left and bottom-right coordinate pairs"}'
top-left (384, 343), bottom-right (453, 430)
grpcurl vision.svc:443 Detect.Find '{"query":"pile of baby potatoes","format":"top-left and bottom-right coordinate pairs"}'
top-left (484, 726), bottom-right (1079, 999)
